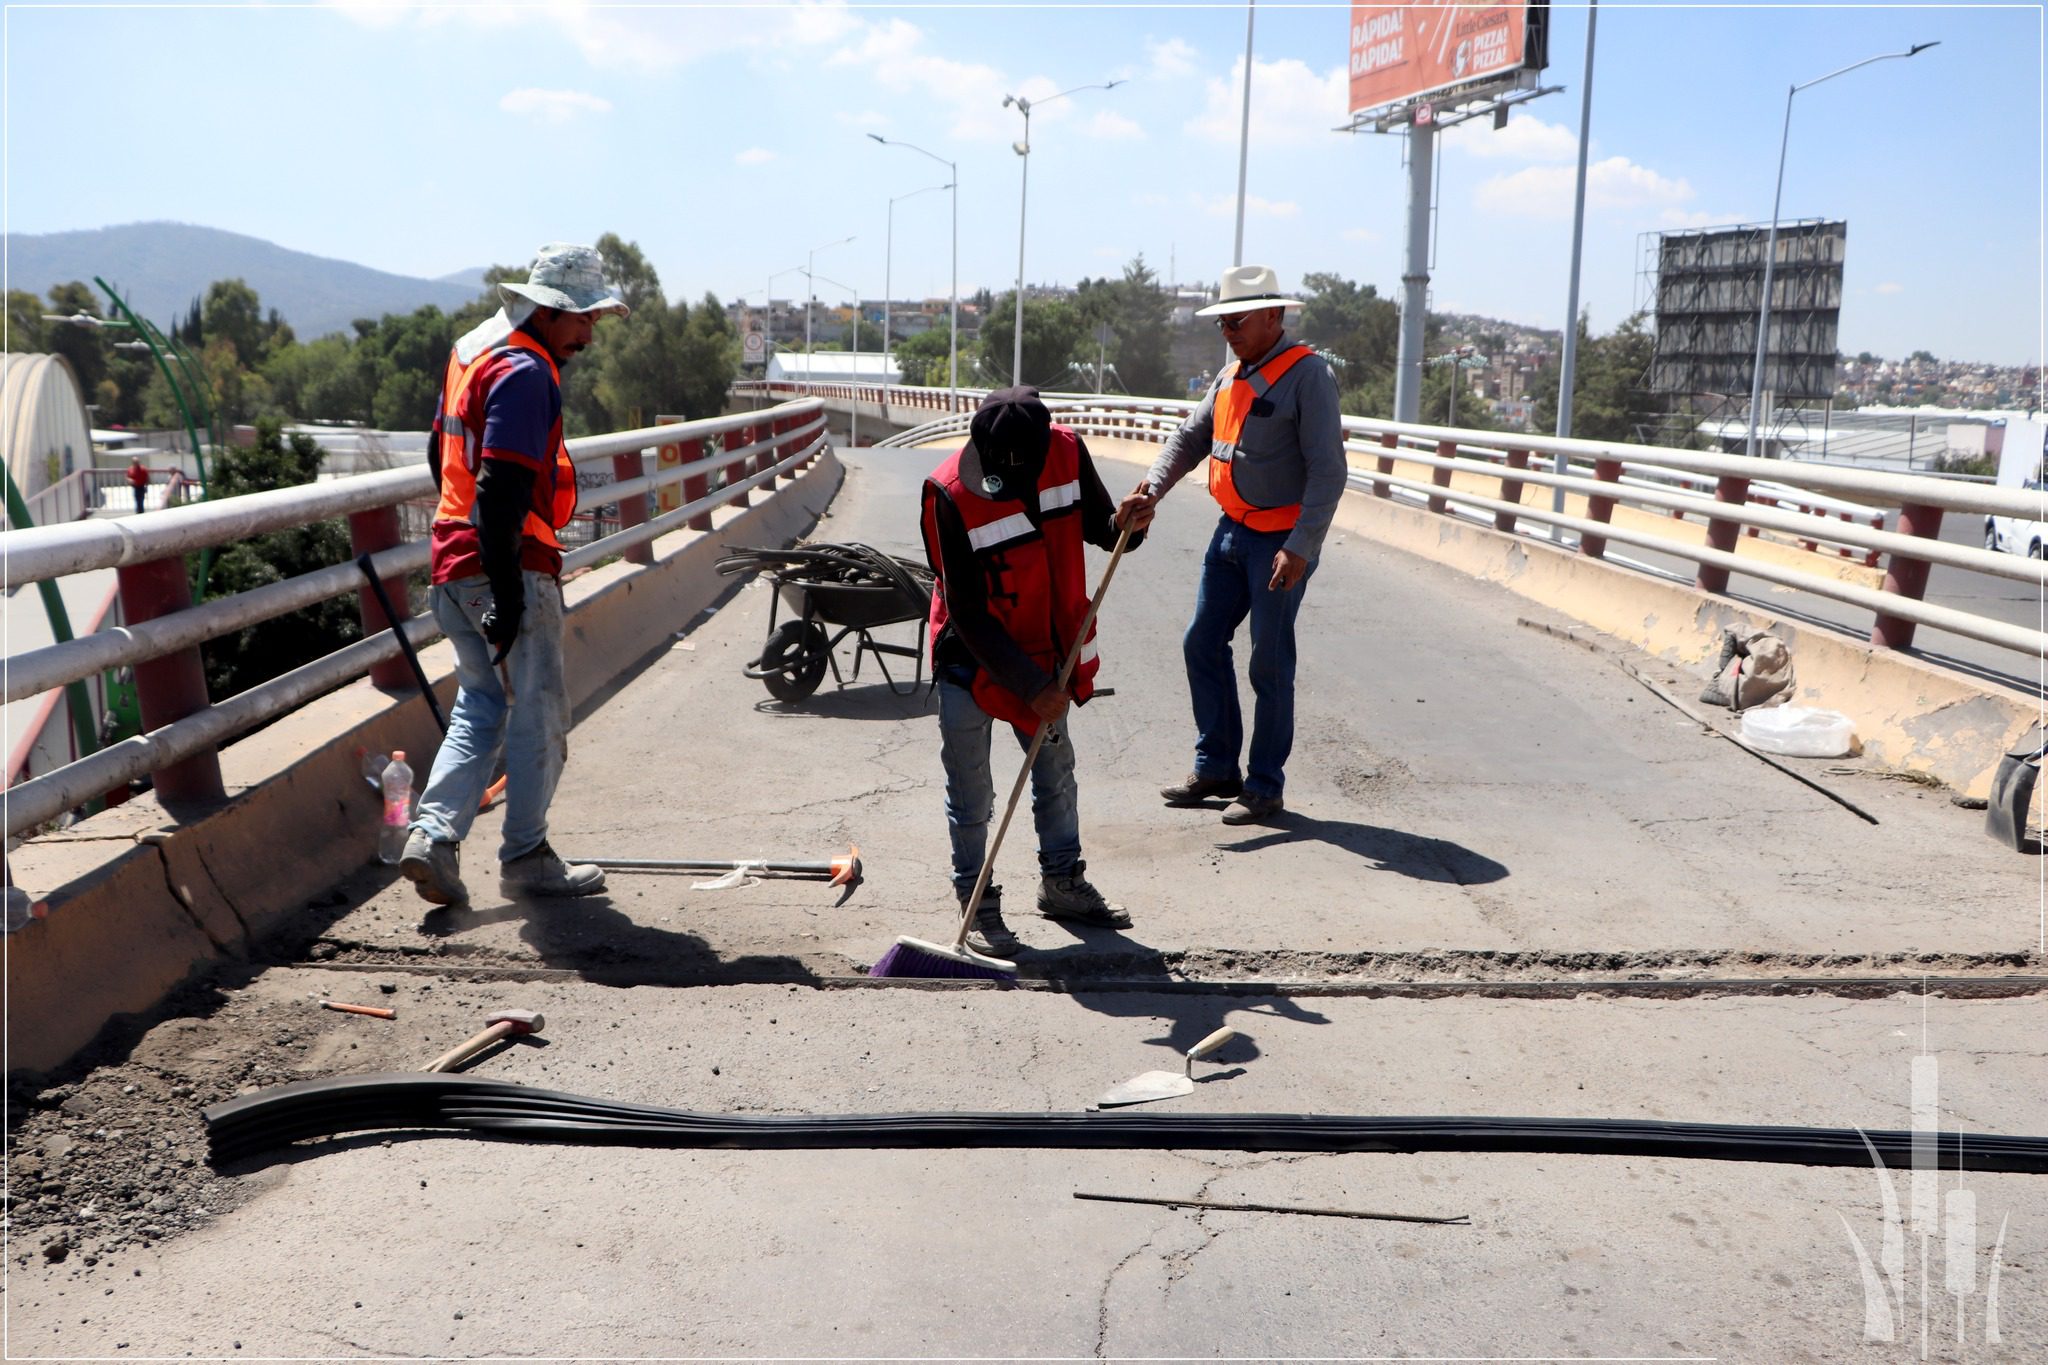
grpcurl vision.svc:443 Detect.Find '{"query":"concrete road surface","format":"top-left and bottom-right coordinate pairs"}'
top-left (8, 444), bottom-right (2045, 1360)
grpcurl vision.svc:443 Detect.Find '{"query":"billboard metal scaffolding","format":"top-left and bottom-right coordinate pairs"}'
top-left (1637, 220), bottom-right (1846, 452)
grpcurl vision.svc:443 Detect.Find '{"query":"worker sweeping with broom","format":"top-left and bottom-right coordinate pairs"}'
top-left (873, 388), bottom-right (1150, 978)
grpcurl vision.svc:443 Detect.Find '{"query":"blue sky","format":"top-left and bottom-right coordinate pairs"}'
top-left (6, 3), bottom-right (2041, 364)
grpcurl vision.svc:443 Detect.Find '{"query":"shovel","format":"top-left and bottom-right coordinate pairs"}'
top-left (1096, 1027), bottom-right (1238, 1108)
top-left (1986, 723), bottom-right (2048, 851)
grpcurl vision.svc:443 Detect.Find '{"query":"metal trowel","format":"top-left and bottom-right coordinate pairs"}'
top-left (1096, 1027), bottom-right (1239, 1108)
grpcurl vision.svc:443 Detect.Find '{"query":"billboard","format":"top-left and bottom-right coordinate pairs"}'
top-left (1349, 2), bottom-right (1546, 115)
top-left (1650, 221), bottom-right (1846, 401)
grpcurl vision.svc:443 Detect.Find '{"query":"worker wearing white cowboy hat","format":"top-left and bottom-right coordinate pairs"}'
top-left (401, 243), bottom-right (630, 907)
top-left (1116, 264), bottom-right (1346, 826)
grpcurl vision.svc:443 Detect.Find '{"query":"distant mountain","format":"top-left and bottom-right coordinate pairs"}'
top-left (10, 222), bottom-right (490, 341)
top-left (434, 266), bottom-right (492, 292)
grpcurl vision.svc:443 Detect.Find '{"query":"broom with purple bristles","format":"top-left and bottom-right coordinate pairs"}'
top-left (871, 520), bottom-right (1136, 981)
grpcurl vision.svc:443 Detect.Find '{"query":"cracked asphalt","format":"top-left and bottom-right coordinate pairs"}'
top-left (7, 443), bottom-right (2045, 1359)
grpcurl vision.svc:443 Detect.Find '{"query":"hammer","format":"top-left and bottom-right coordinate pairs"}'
top-left (422, 1008), bottom-right (545, 1074)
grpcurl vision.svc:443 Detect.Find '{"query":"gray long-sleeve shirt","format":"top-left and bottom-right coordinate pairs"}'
top-left (1142, 333), bottom-right (1348, 562)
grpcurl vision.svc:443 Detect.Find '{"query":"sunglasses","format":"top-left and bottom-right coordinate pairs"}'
top-left (1215, 314), bottom-right (1255, 332)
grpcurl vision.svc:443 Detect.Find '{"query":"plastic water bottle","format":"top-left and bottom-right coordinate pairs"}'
top-left (378, 750), bottom-right (413, 865)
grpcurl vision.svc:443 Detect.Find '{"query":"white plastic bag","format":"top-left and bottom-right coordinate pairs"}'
top-left (1739, 705), bottom-right (1855, 758)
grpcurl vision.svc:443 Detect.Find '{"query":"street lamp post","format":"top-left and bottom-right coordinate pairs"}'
top-left (868, 134), bottom-right (961, 411)
top-left (760, 265), bottom-right (805, 404)
top-left (880, 181), bottom-right (953, 413)
top-left (1000, 79), bottom-right (1124, 386)
top-left (805, 234), bottom-right (854, 362)
top-left (1428, 346), bottom-right (1488, 427)
top-left (1744, 41), bottom-right (1937, 459)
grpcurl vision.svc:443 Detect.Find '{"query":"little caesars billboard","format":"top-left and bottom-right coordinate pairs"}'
top-left (1350, 2), bottom-right (1541, 114)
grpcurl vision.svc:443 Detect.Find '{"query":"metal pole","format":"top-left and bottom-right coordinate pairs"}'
top-left (948, 165), bottom-right (960, 407)
top-left (1014, 103), bottom-right (1031, 386)
top-left (883, 199), bottom-right (893, 412)
top-left (1552, 0), bottom-right (1596, 516)
top-left (805, 247), bottom-right (815, 358)
top-left (1393, 121), bottom-right (1434, 424)
top-left (1745, 85), bottom-right (1795, 460)
top-left (1232, 0), bottom-right (1256, 266)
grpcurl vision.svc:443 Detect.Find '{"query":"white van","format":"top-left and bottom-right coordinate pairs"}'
top-left (1984, 417), bottom-right (2048, 556)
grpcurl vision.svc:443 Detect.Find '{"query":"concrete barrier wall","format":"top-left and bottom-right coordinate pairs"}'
top-left (5, 452), bottom-right (844, 1080)
top-left (1076, 436), bottom-right (2038, 800)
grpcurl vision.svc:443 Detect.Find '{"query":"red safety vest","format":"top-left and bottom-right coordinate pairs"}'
top-left (922, 425), bottom-right (1100, 730)
top-left (1207, 342), bottom-right (1315, 533)
top-left (432, 331), bottom-right (577, 550)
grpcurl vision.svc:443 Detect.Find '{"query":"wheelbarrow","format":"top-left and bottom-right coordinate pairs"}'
top-left (718, 543), bottom-right (933, 703)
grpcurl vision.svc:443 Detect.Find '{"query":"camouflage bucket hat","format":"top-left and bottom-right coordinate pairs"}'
top-left (499, 242), bottom-right (631, 317)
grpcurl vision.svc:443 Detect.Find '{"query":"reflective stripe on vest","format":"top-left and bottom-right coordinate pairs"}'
top-left (922, 426), bottom-right (1100, 731)
top-left (1207, 343), bottom-right (1315, 533)
top-left (431, 332), bottom-right (576, 549)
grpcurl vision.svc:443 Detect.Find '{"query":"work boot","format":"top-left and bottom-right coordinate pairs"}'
top-left (399, 828), bottom-right (468, 906)
top-left (1160, 772), bottom-right (1242, 805)
top-left (961, 885), bottom-right (1023, 957)
top-left (499, 841), bottom-right (606, 898)
top-left (1221, 793), bottom-right (1286, 826)
top-left (1037, 862), bottom-right (1133, 929)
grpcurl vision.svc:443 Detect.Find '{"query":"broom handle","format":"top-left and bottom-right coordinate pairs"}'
top-left (950, 521), bottom-right (1136, 951)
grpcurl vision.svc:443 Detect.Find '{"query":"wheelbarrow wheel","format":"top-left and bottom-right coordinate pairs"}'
top-left (760, 620), bottom-right (829, 701)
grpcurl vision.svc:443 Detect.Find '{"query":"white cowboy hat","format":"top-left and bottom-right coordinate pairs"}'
top-left (1195, 264), bottom-right (1303, 317)
top-left (499, 242), bottom-right (631, 317)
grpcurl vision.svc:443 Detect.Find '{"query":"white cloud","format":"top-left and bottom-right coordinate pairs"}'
top-left (1441, 114), bottom-right (1578, 162)
top-left (1475, 156), bottom-right (1697, 220)
top-left (1189, 56), bottom-right (1349, 150)
top-left (826, 18), bottom-right (1009, 140)
top-left (1342, 227), bottom-right (1380, 243)
top-left (498, 88), bottom-right (612, 124)
top-left (1199, 192), bottom-right (1300, 220)
top-left (1147, 37), bottom-right (1198, 78)
top-left (339, 0), bottom-right (860, 73)
top-left (735, 147), bottom-right (776, 166)
top-left (1089, 111), bottom-right (1145, 141)
top-left (1875, 281), bottom-right (1906, 295)
top-left (836, 110), bottom-right (890, 130)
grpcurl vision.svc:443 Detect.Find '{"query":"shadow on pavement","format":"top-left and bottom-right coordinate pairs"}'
top-left (1216, 813), bottom-right (1509, 885)
top-left (753, 680), bottom-right (936, 722)
top-left (416, 891), bottom-right (822, 986)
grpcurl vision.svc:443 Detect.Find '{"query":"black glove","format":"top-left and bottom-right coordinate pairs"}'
top-left (481, 596), bottom-right (523, 666)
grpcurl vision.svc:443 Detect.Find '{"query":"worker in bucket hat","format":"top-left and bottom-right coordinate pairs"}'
top-left (400, 243), bottom-right (628, 907)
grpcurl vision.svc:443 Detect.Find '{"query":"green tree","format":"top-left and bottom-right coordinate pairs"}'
top-left (671, 292), bottom-right (740, 421)
top-left (203, 279), bottom-right (270, 369)
top-left (1529, 312), bottom-right (1655, 442)
top-left (1071, 256), bottom-right (1174, 397)
top-left (892, 328), bottom-right (952, 386)
top-left (198, 419), bottom-right (360, 699)
top-left (976, 293), bottom-right (1085, 389)
top-left (1298, 272), bottom-right (1399, 392)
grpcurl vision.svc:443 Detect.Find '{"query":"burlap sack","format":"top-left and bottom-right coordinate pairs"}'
top-left (1698, 630), bottom-right (1795, 711)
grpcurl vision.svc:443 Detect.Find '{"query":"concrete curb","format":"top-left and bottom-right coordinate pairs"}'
top-left (1323, 484), bottom-right (2037, 799)
top-left (5, 452), bottom-right (844, 1081)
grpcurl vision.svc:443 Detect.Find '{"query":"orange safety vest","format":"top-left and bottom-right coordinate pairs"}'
top-left (1207, 342), bottom-right (1315, 533)
top-left (921, 426), bottom-right (1100, 731)
top-left (432, 332), bottom-right (577, 549)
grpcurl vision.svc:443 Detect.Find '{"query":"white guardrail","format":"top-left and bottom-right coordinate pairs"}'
top-left (734, 381), bottom-right (2048, 674)
top-left (3, 399), bottom-right (828, 837)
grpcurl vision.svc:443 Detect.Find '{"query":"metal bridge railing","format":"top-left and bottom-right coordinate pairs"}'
top-left (3, 399), bottom-right (828, 838)
top-left (822, 386), bottom-right (2048, 673)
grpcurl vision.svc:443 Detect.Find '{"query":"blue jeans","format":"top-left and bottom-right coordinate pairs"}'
top-left (1183, 515), bottom-right (1315, 800)
top-left (410, 571), bottom-right (569, 863)
top-left (937, 675), bottom-right (1081, 900)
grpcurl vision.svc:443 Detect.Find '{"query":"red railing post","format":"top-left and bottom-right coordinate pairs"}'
top-left (1494, 449), bottom-right (1529, 533)
top-left (682, 437), bottom-right (713, 531)
top-left (1373, 431), bottom-right (1396, 499)
top-left (1579, 457), bottom-right (1623, 559)
top-left (1871, 502), bottom-right (1944, 650)
top-left (611, 449), bottom-right (653, 566)
top-left (346, 506), bottom-right (413, 688)
top-left (116, 556), bottom-right (224, 804)
top-left (720, 430), bottom-right (751, 510)
top-left (1695, 474), bottom-right (1751, 595)
top-left (1427, 439), bottom-right (1456, 515)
